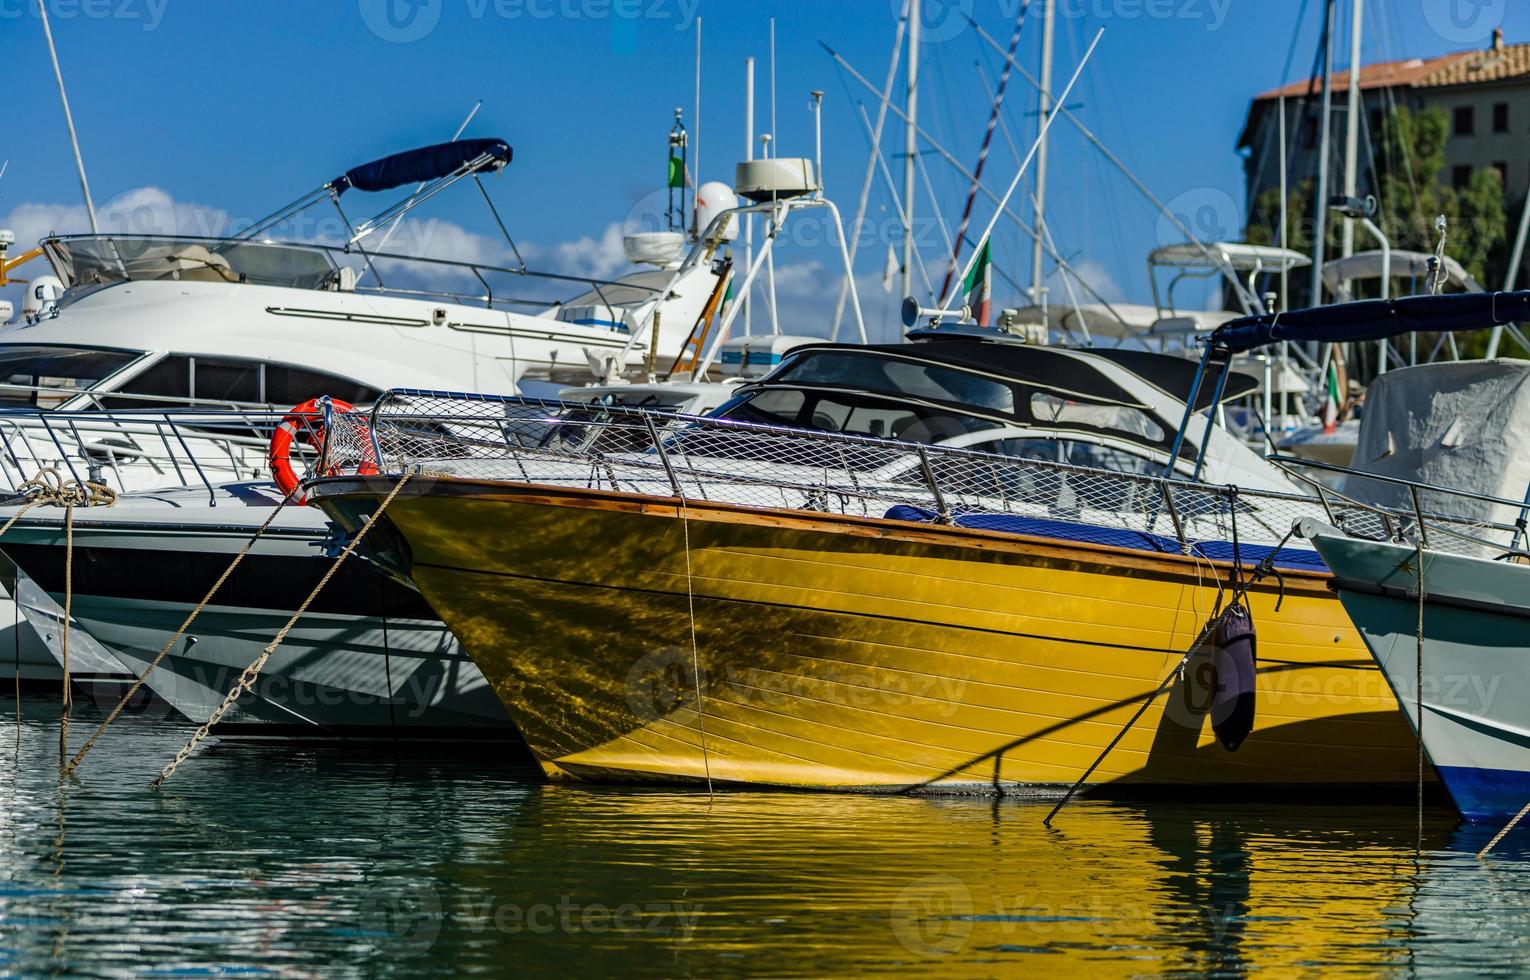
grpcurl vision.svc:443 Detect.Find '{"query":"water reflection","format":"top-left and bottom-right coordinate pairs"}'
top-left (1, 694), bottom-right (1526, 976)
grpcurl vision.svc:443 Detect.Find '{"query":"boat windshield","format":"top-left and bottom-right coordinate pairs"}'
top-left (45, 236), bottom-right (339, 294)
top-left (0, 345), bottom-right (142, 408)
top-left (712, 386), bottom-right (996, 444)
top-left (771, 350), bottom-right (1017, 413)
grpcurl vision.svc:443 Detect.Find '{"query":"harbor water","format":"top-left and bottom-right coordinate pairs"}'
top-left (4, 692), bottom-right (1530, 977)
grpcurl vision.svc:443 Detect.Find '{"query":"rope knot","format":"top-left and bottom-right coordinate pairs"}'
top-left (16, 468), bottom-right (117, 509)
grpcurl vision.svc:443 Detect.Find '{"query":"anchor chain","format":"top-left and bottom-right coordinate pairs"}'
top-left (150, 473), bottom-right (413, 788)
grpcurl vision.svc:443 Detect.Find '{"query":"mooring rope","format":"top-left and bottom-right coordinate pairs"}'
top-left (1479, 800), bottom-right (1530, 858)
top-left (0, 469), bottom-right (118, 770)
top-left (1416, 542), bottom-right (1426, 845)
top-left (64, 488), bottom-right (299, 775)
top-left (58, 499), bottom-right (72, 770)
top-left (150, 473), bottom-right (413, 789)
top-left (678, 496), bottom-right (713, 797)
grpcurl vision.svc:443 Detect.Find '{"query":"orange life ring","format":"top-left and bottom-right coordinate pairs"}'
top-left (269, 397), bottom-right (376, 503)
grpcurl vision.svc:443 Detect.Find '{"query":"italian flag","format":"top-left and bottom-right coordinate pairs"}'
top-left (1321, 353), bottom-right (1346, 434)
top-left (961, 237), bottom-right (993, 327)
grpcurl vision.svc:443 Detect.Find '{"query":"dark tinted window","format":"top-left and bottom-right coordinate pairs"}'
top-left (775, 352), bottom-right (1015, 413)
top-left (100, 356), bottom-right (379, 409)
top-left (264, 365), bottom-right (377, 407)
top-left (1454, 106), bottom-right (1475, 136)
top-left (99, 355), bottom-right (192, 409)
top-left (0, 346), bottom-right (140, 408)
top-left (194, 359), bottom-right (261, 404)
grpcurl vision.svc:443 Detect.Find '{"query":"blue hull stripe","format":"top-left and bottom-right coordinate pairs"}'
top-left (1436, 765), bottom-right (1530, 822)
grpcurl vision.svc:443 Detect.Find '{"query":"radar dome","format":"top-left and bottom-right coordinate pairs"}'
top-left (695, 181), bottom-right (739, 243)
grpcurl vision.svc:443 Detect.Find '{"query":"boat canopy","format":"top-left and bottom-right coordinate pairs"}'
top-left (1149, 242), bottom-right (1311, 272)
top-left (1321, 250), bottom-right (1482, 296)
top-left (1345, 360), bottom-right (1530, 535)
top-left (1209, 291), bottom-right (1530, 354)
top-left (1002, 302), bottom-right (1160, 339)
top-left (331, 139), bottom-right (512, 195)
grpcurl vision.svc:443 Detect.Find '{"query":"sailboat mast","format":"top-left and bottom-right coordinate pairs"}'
top-left (37, 0), bottom-right (98, 234)
top-left (744, 56), bottom-right (755, 338)
top-left (1341, 0), bottom-right (1363, 260)
top-left (1028, 0), bottom-right (1055, 306)
top-left (1310, 0), bottom-right (1337, 305)
top-left (902, 0), bottom-right (920, 301)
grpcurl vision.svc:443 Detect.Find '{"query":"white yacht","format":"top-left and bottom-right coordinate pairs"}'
top-left (0, 137), bottom-right (728, 680)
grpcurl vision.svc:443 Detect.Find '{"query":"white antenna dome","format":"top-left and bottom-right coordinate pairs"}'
top-left (623, 231), bottom-right (687, 269)
top-left (23, 275), bottom-right (63, 320)
top-left (695, 181), bottom-right (739, 243)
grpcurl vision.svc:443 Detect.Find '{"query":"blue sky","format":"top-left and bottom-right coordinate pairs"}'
top-left (4, 0), bottom-right (1525, 341)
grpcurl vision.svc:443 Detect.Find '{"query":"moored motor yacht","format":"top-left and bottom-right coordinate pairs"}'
top-left (305, 290), bottom-right (1530, 793)
top-left (0, 136), bottom-right (732, 682)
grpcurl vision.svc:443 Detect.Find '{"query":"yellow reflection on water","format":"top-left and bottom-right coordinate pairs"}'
top-left (460, 788), bottom-right (1456, 976)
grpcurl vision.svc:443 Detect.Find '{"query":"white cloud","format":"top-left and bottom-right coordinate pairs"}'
top-left (549, 222), bottom-right (629, 282)
top-left (1050, 258), bottom-right (1124, 306)
top-left (3, 187), bottom-right (235, 248)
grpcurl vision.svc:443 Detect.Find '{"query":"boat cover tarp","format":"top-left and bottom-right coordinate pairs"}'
top-left (1211, 291), bottom-right (1530, 353)
top-left (332, 139), bottom-right (512, 194)
top-left (883, 505), bottom-right (1327, 572)
top-left (1344, 360), bottom-right (1530, 541)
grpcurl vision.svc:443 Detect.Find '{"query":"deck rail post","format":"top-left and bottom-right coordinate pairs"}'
top-left (644, 416), bottom-right (684, 499)
top-left (916, 446), bottom-right (952, 524)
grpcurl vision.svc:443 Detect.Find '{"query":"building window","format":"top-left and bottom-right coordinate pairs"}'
top-left (1455, 106), bottom-right (1475, 136)
top-left (1301, 116), bottom-right (1319, 149)
top-left (1495, 102), bottom-right (1511, 133)
top-left (1494, 161), bottom-right (1509, 185)
top-left (1453, 165), bottom-right (1474, 189)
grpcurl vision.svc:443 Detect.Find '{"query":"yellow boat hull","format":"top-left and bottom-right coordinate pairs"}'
top-left (320, 478), bottom-right (1421, 792)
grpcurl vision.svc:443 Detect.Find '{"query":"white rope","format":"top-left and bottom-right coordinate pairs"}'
top-left (678, 497), bottom-right (713, 796)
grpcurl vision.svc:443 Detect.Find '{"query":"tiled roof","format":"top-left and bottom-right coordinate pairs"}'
top-left (1251, 53), bottom-right (1471, 102)
top-left (1418, 41), bottom-right (1530, 88)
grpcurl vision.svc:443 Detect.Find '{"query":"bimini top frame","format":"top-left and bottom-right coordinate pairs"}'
top-left (233, 139), bottom-right (518, 285)
top-left (1165, 290), bottom-right (1530, 481)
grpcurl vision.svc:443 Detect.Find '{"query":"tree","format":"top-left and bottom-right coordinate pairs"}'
top-left (1246, 106), bottom-right (1506, 303)
top-left (1245, 105), bottom-right (1509, 360)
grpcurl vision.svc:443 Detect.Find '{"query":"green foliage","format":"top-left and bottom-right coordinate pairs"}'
top-left (1246, 106), bottom-right (1509, 314)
